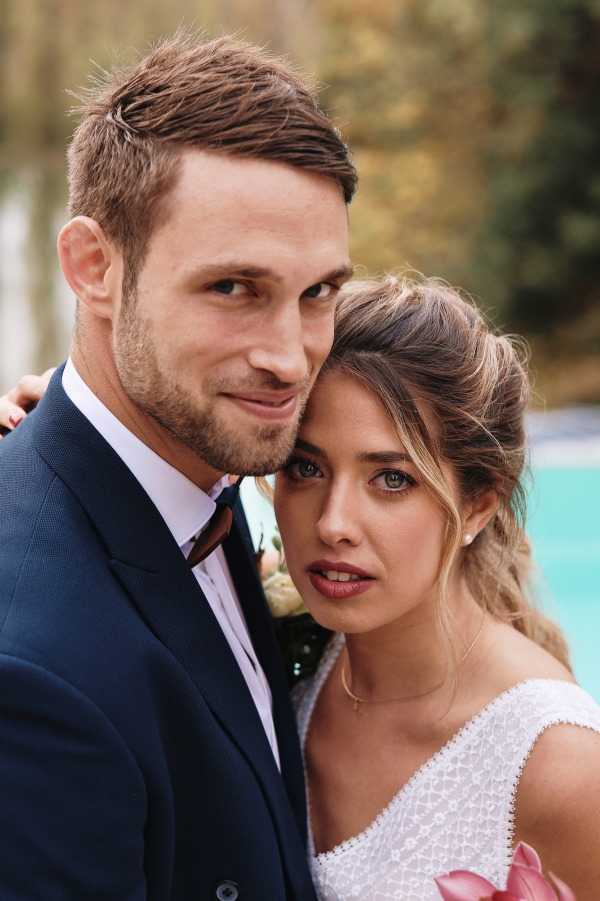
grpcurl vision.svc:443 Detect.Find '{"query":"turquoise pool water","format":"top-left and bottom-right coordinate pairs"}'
top-left (241, 461), bottom-right (600, 701)
top-left (528, 467), bottom-right (600, 700)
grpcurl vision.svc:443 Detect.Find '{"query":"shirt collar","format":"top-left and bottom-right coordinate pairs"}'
top-left (62, 358), bottom-right (229, 548)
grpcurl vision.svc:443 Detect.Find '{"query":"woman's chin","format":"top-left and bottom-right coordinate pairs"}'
top-left (302, 593), bottom-right (381, 635)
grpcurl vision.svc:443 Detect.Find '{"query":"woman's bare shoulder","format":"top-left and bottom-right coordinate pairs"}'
top-left (515, 722), bottom-right (600, 899)
top-left (519, 720), bottom-right (600, 809)
top-left (480, 621), bottom-right (575, 690)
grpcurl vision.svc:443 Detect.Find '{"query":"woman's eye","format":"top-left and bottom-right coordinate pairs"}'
top-left (210, 280), bottom-right (247, 296)
top-left (286, 458), bottom-right (322, 480)
top-left (372, 470), bottom-right (415, 493)
top-left (303, 282), bottom-right (336, 300)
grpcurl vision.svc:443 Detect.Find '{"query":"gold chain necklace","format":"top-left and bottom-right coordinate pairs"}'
top-left (340, 614), bottom-right (487, 713)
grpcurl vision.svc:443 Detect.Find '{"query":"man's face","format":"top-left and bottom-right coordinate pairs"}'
top-left (113, 150), bottom-right (351, 476)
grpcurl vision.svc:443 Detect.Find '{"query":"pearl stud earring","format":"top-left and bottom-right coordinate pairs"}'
top-left (463, 533), bottom-right (474, 546)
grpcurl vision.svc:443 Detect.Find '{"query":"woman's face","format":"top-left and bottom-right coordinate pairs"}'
top-left (274, 370), bottom-right (459, 635)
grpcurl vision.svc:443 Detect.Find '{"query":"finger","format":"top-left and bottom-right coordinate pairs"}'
top-left (0, 397), bottom-right (27, 437)
top-left (7, 374), bottom-right (50, 408)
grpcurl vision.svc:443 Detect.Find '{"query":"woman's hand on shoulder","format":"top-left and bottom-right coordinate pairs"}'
top-left (0, 368), bottom-right (55, 437)
top-left (516, 722), bottom-right (600, 900)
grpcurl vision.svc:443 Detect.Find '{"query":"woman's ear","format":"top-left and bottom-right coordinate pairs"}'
top-left (462, 489), bottom-right (499, 545)
top-left (57, 217), bottom-right (119, 321)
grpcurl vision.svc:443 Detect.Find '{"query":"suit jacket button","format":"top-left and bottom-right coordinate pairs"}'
top-left (215, 881), bottom-right (239, 900)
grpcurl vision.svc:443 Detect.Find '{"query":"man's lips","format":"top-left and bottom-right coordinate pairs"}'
top-left (307, 559), bottom-right (376, 600)
top-left (223, 390), bottom-right (300, 421)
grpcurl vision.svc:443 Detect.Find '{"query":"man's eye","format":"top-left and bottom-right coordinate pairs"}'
top-left (303, 283), bottom-right (336, 300)
top-left (210, 280), bottom-right (247, 296)
top-left (371, 470), bottom-right (415, 493)
top-left (286, 457), bottom-right (322, 480)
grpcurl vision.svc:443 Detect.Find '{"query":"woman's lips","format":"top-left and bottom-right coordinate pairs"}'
top-left (308, 571), bottom-right (375, 600)
top-left (306, 560), bottom-right (376, 601)
top-left (308, 559), bottom-right (373, 579)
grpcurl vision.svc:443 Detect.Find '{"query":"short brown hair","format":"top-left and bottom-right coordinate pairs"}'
top-left (67, 31), bottom-right (357, 292)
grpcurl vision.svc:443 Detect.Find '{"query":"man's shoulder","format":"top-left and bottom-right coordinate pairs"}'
top-left (0, 428), bottom-right (100, 575)
top-left (0, 436), bottom-right (147, 686)
top-left (0, 471), bottom-right (167, 747)
top-left (0, 426), bottom-right (74, 591)
top-left (0, 415), bottom-right (54, 498)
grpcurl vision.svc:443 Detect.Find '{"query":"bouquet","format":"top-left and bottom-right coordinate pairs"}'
top-left (435, 841), bottom-right (576, 900)
top-left (259, 532), bottom-right (331, 686)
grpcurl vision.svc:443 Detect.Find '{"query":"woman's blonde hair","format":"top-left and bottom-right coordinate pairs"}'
top-left (321, 275), bottom-right (570, 669)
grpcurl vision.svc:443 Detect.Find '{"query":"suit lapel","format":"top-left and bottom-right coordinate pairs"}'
top-left (31, 368), bottom-right (312, 895)
top-left (223, 508), bottom-right (308, 842)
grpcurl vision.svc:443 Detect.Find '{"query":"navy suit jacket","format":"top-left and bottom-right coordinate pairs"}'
top-left (0, 366), bottom-right (317, 901)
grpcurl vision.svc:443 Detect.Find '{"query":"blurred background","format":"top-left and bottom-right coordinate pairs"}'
top-left (1, 0), bottom-right (598, 695)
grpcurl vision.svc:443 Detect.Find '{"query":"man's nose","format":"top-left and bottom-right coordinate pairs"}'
top-left (246, 305), bottom-right (310, 386)
top-left (316, 484), bottom-right (362, 548)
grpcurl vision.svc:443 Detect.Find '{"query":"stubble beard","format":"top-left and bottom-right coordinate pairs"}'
top-left (113, 299), bottom-right (308, 476)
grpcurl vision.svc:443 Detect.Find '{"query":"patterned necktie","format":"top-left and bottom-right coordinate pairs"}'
top-left (187, 477), bottom-right (244, 568)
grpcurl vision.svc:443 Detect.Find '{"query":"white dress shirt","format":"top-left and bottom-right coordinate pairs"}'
top-left (62, 358), bottom-right (280, 769)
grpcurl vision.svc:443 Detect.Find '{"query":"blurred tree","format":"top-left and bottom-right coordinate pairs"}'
top-left (0, 0), bottom-right (598, 401)
top-left (315, 0), bottom-right (489, 282)
top-left (476, 0), bottom-right (600, 347)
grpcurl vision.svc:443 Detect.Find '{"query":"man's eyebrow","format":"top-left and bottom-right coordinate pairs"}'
top-left (183, 262), bottom-right (282, 283)
top-left (182, 261), bottom-right (354, 286)
top-left (321, 264), bottom-right (354, 284)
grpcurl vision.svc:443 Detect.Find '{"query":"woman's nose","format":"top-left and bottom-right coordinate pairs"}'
top-left (316, 488), bottom-right (362, 547)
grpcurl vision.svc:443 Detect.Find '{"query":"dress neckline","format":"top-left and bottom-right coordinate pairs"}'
top-left (300, 632), bottom-right (580, 863)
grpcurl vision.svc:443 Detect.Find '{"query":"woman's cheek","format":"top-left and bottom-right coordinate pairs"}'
top-left (274, 486), bottom-right (302, 557)
top-left (375, 507), bottom-right (434, 568)
top-left (273, 480), bottom-right (287, 528)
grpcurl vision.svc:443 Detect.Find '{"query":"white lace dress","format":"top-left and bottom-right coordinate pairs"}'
top-left (293, 633), bottom-right (600, 901)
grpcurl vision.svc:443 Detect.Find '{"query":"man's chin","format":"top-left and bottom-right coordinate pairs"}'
top-left (175, 414), bottom-right (297, 476)
top-left (222, 431), bottom-right (297, 476)
top-left (141, 393), bottom-right (302, 476)
top-left (206, 387), bottom-right (311, 468)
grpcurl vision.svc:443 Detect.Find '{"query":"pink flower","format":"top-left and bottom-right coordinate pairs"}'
top-left (434, 842), bottom-right (577, 901)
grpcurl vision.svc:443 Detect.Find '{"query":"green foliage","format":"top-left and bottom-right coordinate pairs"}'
top-left (475, 0), bottom-right (600, 342)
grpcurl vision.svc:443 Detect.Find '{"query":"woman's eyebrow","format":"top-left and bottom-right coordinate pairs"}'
top-left (295, 438), bottom-right (325, 457)
top-left (357, 451), bottom-right (411, 464)
top-left (294, 442), bottom-right (411, 465)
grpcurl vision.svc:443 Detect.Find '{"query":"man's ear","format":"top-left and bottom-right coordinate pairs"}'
top-left (462, 488), bottom-right (499, 544)
top-left (57, 217), bottom-right (120, 320)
